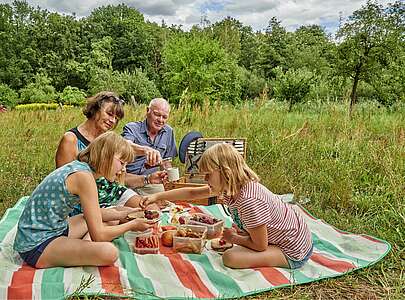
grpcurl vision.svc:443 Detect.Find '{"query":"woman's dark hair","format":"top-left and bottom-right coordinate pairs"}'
top-left (83, 91), bottom-right (125, 121)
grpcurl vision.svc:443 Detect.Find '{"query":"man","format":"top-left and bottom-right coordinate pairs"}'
top-left (122, 98), bottom-right (177, 194)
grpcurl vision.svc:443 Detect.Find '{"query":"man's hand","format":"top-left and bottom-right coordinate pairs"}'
top-left (142, 146), bottom-right (161, 167)
top-left (127, 141), bottom-right (162, 166)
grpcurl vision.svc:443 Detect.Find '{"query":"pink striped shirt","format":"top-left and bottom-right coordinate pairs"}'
top-left (225, 181), bottom-right (312, 261)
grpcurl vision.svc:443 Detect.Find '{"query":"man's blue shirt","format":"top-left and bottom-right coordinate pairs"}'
top-left (122, 120), bottom-right (177, 175)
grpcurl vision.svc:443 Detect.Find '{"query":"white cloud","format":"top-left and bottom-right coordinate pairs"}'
top-left (0, 0), bottom-right (394, 33)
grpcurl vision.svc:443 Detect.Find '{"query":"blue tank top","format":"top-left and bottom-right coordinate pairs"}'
top-left (14, 160), bottom-right (92, 253)
top-left (68, 127), bottom-right (90, 151)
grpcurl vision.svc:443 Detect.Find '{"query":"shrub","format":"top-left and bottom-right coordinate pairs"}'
top-left (0, 84), bottom-right (19, 108)
top-left (14, 103), bottom-right (73, 111)
top-left (272, 67), bottom-right (314, 111)
top-left (19, 74), bottom-right (58, 104)
top-left (162, 35), bottom-right (242, 105)
top-left (59, 86), bottom-right (87, 106)
top-left (239, 68), bottom-right (267, 100)
top-left (119, 69), bottom-right (161, 104)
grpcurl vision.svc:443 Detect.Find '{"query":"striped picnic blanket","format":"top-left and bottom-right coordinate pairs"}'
top-left (0, 196), bottom-right (390, 299)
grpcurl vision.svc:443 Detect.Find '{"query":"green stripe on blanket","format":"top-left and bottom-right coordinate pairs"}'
top-left (0, 196), bottom-right (391, 300)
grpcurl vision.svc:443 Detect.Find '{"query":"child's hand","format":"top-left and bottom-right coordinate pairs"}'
top-left (115, 207), bottom-right (142, 222)
top-left (222, 227), bottom-right (238, 244)
top-left (139, 195), bottom-right (157, 209)
top-left (129, 218), bottom-right (155, 232)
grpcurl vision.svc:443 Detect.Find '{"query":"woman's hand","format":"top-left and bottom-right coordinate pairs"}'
top-left (149, 171), bottom-right (167, 184)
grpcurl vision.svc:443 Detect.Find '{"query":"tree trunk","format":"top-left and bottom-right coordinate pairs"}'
top-left (349, 65), bottom-right (362, 118)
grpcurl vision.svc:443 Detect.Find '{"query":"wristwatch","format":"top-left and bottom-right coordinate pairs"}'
top-left (143, 174), bottom-right (150, 186)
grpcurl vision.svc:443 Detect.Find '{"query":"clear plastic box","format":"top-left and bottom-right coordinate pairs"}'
top-left (132, 230), bottom-right (160, 254)
top-left (173, 224), bottom-right (207, 254)
top-left (187, 213), bottom-right (224, 239)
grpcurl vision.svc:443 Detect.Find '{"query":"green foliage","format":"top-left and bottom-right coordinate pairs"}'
top-left (0, 1), bottom-right (403, 108)
top-left (162, 35), bottom-right (242, 105)
top-left (118, 69), bottom-right (161, 104)
top-left (0, 83), bottom-right (19, 108)
top-left (19, 73), bottom-right (58, 104)
top-left (14, 103), bottom-right (73, 110)
top-left (272, 67), bottom-right (314, 110)
top-left (239, 68), bottom-right (268, 100)
top-left (59, 86), bottom-right (86, 106)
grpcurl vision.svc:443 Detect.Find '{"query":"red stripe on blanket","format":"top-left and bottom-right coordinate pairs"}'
top-left (165, 253), bottom-right (215, 298)
top-left (98, 266), bottom-right (124, 295)
top-left (255, 267), bottom-right (290, 286)
top-left (333, 227), bottom-right (350, 235)
top-left (7, 263), bottom-right (35, 299)
top-left (361, 234), bottom-right (386, 244)
top-left (310, 253), bottom-right (356, 272)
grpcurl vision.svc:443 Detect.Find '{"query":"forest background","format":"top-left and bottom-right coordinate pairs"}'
top-left (0, 0), bottom-right (403, 113)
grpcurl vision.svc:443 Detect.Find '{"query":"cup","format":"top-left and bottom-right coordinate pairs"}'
top-left (167, 167), bottom-right (180, 182)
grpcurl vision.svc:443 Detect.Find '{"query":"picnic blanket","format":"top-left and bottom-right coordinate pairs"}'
top-left (0, 196), bottom-right (390, 300)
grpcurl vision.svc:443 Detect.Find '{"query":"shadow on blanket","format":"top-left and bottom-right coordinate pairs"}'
top-left (0, 196), bottom-right (390, 300)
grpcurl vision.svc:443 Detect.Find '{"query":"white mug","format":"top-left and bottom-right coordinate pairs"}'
top-left (167, 167), bottom-right (180, 182)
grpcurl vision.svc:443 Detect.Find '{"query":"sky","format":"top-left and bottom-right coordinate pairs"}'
top-left (0, 0), bottom-right (394, 34)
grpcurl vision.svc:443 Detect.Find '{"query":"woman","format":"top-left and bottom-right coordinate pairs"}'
top-left (14, 132), bottom-right (155, 268)
top-left (55, 91), bottom-right (165, 212)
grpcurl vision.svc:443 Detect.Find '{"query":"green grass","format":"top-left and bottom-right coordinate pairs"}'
top-left (0, 102), bottom-right (404, 299)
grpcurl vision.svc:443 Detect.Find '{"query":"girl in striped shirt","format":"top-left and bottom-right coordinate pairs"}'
top-left (144, 143), bottom-right (313, 269)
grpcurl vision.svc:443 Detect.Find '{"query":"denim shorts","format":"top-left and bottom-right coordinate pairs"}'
top-left (19, 227), bottom-right (69, 267)
top-left (286, 244), bottom-right (314, 269)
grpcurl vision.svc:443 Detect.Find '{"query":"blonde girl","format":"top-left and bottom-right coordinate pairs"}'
top-left (143, 143), bottom-right (313, 269)
top-left (14, 132), bottom-right (154, 269)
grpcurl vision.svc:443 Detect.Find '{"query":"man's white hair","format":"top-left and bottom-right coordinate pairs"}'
top-left (149, 98), bottom-right (170, 111)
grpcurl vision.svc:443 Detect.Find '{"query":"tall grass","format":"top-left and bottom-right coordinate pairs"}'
top-left (0, 102), bottom-right (403, 298)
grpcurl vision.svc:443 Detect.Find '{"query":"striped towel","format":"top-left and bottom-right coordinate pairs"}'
top-left (0, 196), bottom-right (390, 299)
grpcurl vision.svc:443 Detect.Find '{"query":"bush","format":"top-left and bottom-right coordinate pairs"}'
top-left (239, 68), bottom-right (267, 100)
top-left (120, 69), bottom-right (161, 104)
top-left (59, 86), bottom-right (87, 106)
top-left (0, 84), bottom-right (19, 108)
top-left (162, 35), bottom-right (242, 105)
top-left (19, 74), bottom-right (58, 104)
top-left (14, 103), bottom-right (73, 111)
top-left (88, 68), bottom-right (160, 104)
top-left (272, 67), bottom-right (314, 111)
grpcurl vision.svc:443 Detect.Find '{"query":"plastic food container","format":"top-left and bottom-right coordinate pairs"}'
top-left (187, 213), bottom-right (224, 239)
top-left (125, 228), bottom-right (152, 245)
top-left (132, 230), bottom-right (159, 254)
top-left (173, 224), bottom-right (207, 254)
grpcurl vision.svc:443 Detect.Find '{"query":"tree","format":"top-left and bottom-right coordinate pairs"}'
top-left (272, 67), bottom-right (314, 111)
top-left (336, 1), bottom-right (399, 115)
top-left (162, 35), bottom-right (242, 105)
top-left (256, 17), bottom-right (292, 79)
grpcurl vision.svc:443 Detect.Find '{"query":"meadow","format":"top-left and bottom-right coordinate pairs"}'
top-left (0, 102), bottom-right (404, 299)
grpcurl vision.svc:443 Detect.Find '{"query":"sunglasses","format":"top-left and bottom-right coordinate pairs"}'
top-left (99, 94), bottom-right (125, 105)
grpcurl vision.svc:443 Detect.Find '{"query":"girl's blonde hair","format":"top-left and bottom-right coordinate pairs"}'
top-left (78, 131), bottom-right (134, 183)
top-left (198, 143), bottom-right (259, 196)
